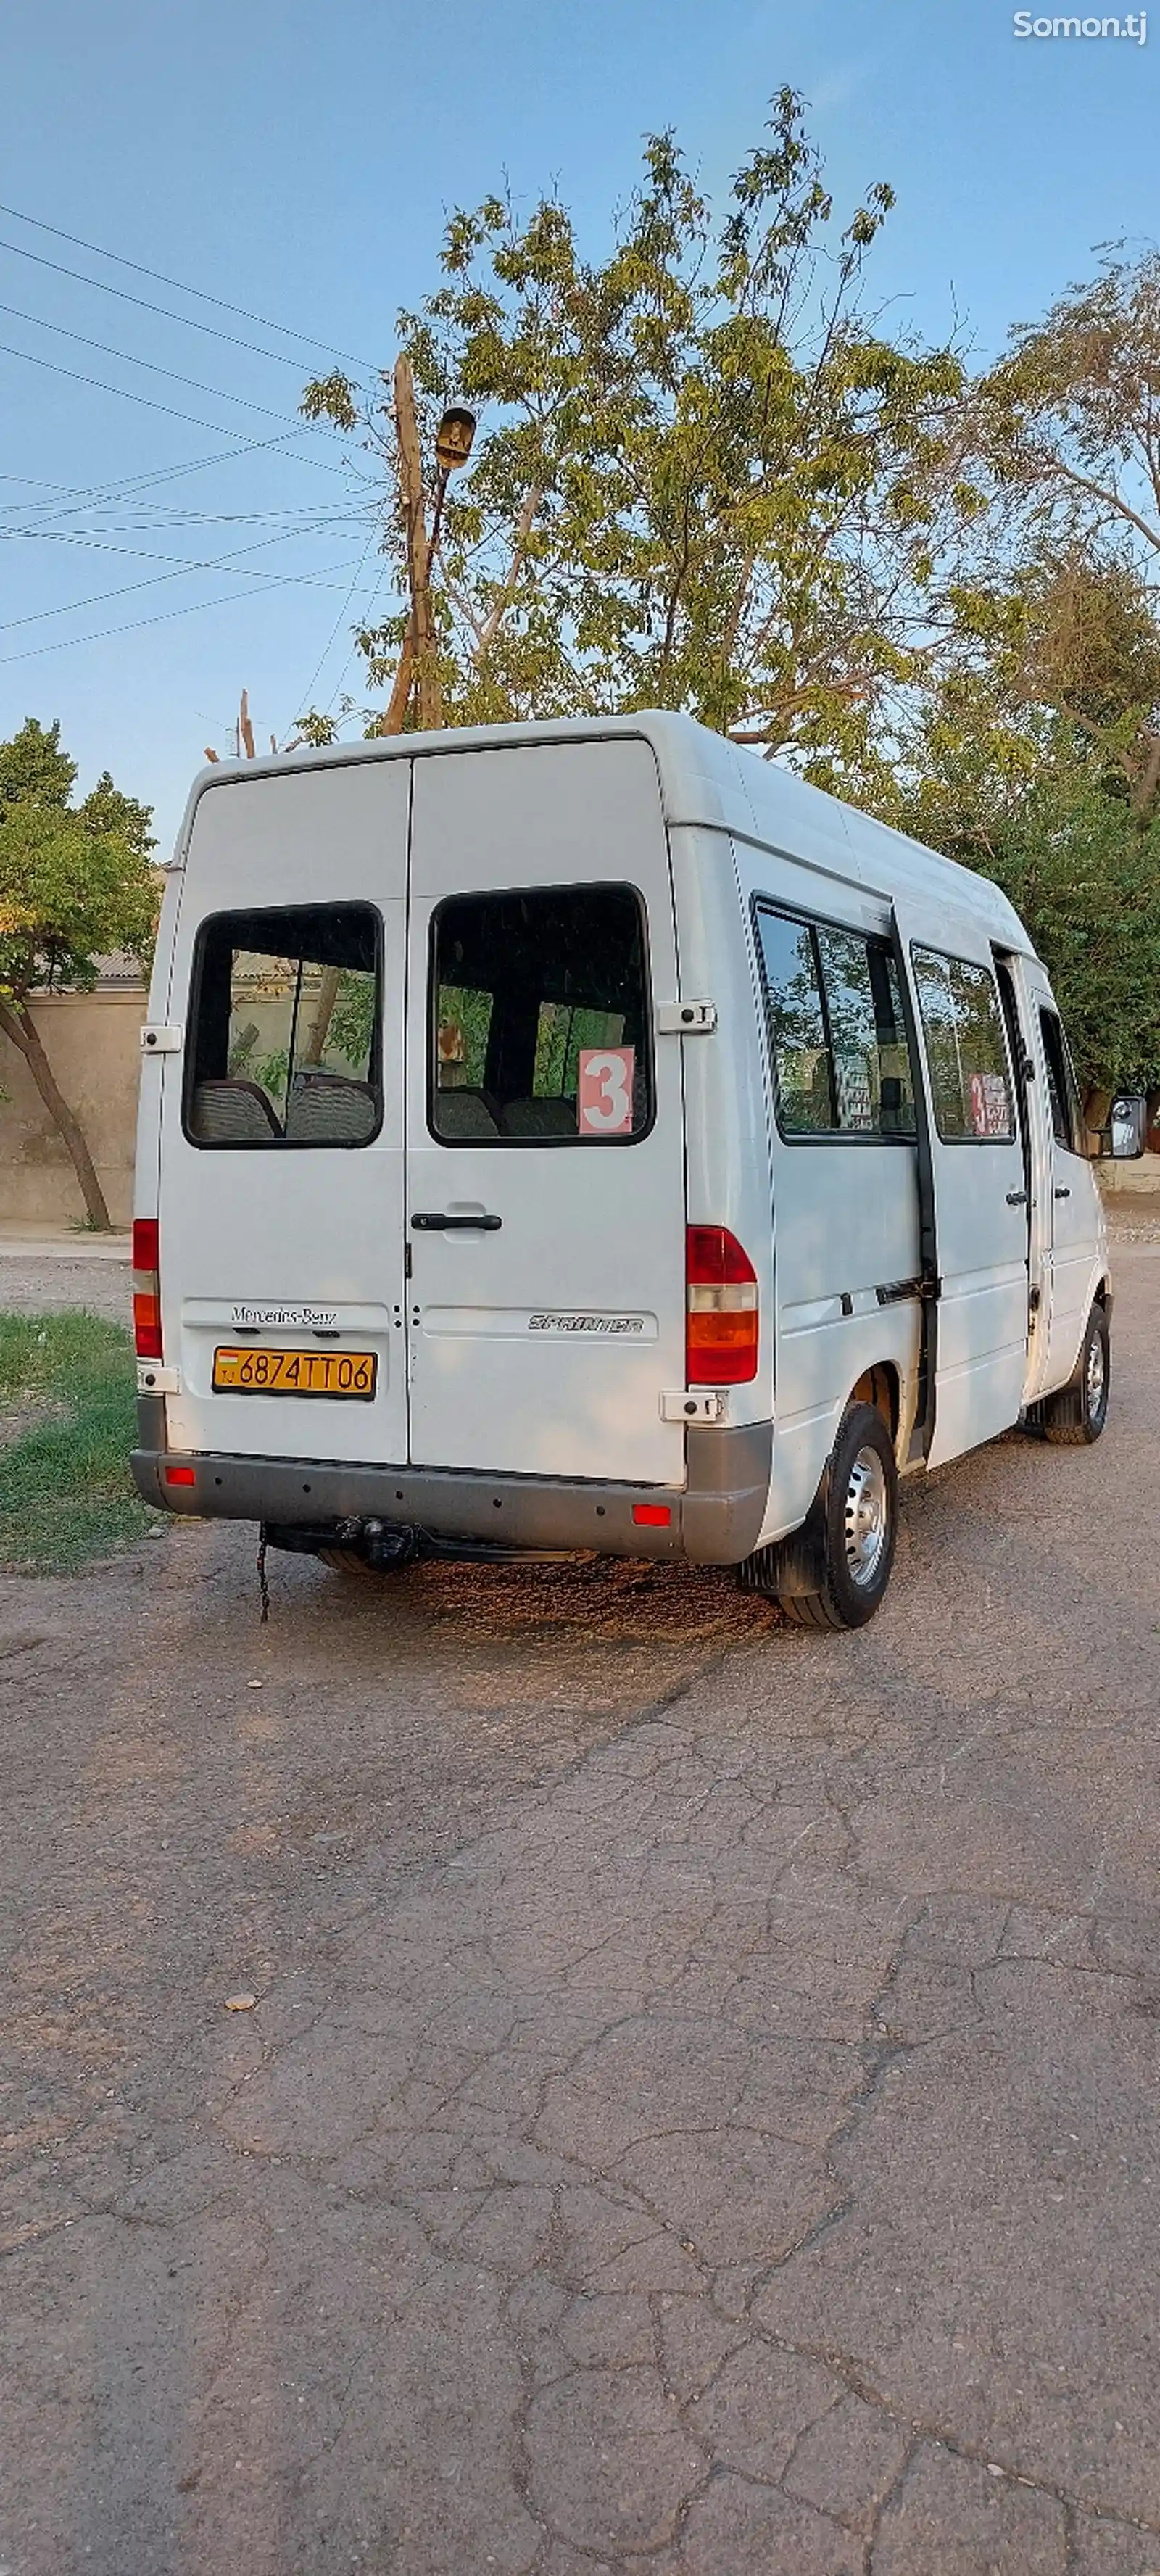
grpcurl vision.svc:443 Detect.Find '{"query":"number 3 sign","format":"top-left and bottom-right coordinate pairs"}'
top-left (578, 1047), bottom-right (635, 1135)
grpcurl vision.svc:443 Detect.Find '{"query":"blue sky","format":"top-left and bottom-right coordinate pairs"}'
top-left (1, 0), bottom-right (1155, 847)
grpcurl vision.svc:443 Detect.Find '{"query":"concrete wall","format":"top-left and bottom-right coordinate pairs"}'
top-left (0, 990), bottom-right (146, 1229)
top-left (1101, 1149), bottom-right (1160, 1196)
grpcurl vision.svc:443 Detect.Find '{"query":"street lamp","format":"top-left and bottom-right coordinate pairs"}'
top-left (435, 405), bottom-right (476, 478)
top-left (428, 405), bottom-right (476, 563)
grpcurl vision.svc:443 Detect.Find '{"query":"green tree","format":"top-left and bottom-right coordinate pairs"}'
top-left (966, 250), bottom-right (1160, 815)
top-left (863, 543), bottom-right (1160, 1106)
top-left (0, 720), bottom-right (158, 1230)
top-left (302, 93), bottom-right (966, 783)
top-left (990, 768), bottom-right (1160, 1104)
top-left (0, 714), bottom-right (76, 811)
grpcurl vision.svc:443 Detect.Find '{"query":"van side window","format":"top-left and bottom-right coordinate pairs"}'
top-left (1039, 1007), bottom-right (1082, 1153)
top-left (186, 905), bottom-right (381, 1148)
top-left (429, 886), bottom-right (652, 1144)
top-left (911, 947), bottom-right (1014, 1143)
top-left (755, 906), bottom-right (916, 1139)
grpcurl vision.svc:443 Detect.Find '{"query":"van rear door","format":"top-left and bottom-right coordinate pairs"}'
top-left (900, 923), bottom-right (1030, 1465)
top-left (159, 761), bottom-right (409, 1467)
top-left (405, 740), bottom-right (687, 1486)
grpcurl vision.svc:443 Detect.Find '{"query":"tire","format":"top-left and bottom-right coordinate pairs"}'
top-left (1040, 1301), bottom-right (1111, 1446)
top-left (318, 1547), bottom-right (382, 1575)
top-left (740, 1401), bottom-right (898, 1631)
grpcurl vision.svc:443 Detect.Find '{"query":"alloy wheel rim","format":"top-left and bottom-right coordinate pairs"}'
top-left (1085, 1328), bottom-right (1106, 1419)
top-left (844, 1446), bottom-right (890, 1587)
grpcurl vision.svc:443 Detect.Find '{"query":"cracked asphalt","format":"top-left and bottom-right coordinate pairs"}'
top-left (2, 1244), bottom-right (1159, 2576)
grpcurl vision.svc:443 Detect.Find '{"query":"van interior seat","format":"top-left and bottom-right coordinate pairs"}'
top-left (285, 1069), bottom-right (377, 1141)
top-left (190, 1077), bottom-right (282, 1142)
top-left (502, 1097), bottom-right (578, 1138)
top-left (435, 1088), bottom-right (501, 1138)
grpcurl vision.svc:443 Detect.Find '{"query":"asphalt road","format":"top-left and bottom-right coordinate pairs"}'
top-left (2, 1246), bottom-right (1160, 2575)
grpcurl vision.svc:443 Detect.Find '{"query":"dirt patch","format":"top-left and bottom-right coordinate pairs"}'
top-left (0, 1398), bottom-right (68, 1449)
top-left (1109, 1217), bottom-right (1160, 1243)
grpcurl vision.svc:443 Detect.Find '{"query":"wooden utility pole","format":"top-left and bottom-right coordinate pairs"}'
top-left (392, 354), bottom-right (442, 733)
top-left (203, 689), bottom-right (271, 763)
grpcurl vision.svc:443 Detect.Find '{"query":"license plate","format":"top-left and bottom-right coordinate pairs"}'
top-left (212, 1345), bottom-right (377, 1399)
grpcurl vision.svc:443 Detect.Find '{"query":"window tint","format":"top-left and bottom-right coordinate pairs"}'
top-left (911, 948), bottom-right (1014, 1143)
top-left (430, 885), bottom-right (652, 1144)
top-left (755, 911), bottom-right (832, 1132)
top-left (755, 906), bottom-right (916, 1138)
top-left (816, 927), bottom-right (916, 1135)
top-left (186, 904), bottom-right (380, 1147)
top-left (1039, 1007), bottom-right (1082, 1154)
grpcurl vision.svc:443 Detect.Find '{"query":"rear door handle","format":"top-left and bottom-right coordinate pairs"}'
top-left (410, 1212), bottom-right (502, 1231)
top-left (1006, 1188), bottom-right (1027, 1206)
top-left (1053, 1186), bottom-right (1071, 1201)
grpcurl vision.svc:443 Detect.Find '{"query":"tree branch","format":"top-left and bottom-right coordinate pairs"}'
top-left (476, 486), bottom-right (542, 660)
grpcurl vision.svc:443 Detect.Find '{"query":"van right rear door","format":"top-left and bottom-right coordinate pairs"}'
top-left (403, 739), bottom-right (689, 1488)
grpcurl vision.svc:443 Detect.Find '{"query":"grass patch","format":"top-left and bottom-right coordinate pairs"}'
top-left (0, 1310), bottom-right (155, 1573)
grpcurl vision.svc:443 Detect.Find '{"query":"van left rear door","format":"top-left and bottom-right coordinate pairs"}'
top-left (159, 760), bottom-right (410, 1467)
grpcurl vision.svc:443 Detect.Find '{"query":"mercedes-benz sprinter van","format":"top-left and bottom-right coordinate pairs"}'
top-left (131, 713), bottom-right (1135, 1627)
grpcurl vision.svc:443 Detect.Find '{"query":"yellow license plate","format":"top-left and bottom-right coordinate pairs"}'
top-left (212, 1345), bottom-right (378, 1399)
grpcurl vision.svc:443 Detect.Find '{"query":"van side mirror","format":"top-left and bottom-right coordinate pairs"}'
top-left (1098, 1095), bottom-right (1148, 1159)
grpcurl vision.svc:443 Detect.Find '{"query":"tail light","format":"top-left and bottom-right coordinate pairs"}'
top-left (132, 1217), bottom-right (162, 1360)
top-left (686, 1225), bottom-right (758, 1385)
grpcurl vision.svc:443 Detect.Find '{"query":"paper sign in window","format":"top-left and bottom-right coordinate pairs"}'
top-left (578, 1047), bottom-right (635, 1135)
top-left (969, 1069), bottom-right (1011, 1139)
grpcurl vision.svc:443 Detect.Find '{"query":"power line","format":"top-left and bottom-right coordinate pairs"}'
top-left (0, 433), bottom-right (293, 517)
top-left (319, 561), bottom-right (395, 728)
top-left (7, 504), bottom-right (369, 534)
top-left (0, 556), bottom-right (369, 665)
top-left (0, 469), bottom-right (75, 494)
top-left (0, 337), bottom-right (364, 469)
top-left (0, 225), bottom-right (373, 381)
top-left (0, 296), bottom-right (335, 431)
top-left (0, 431), bottom-right (374, 526)
top-left (292, 527), bottom-right (383, 717)
top-left (0, 199), bottom-right (378, 373)
top-left (0, 515), bottom-right (363, 626)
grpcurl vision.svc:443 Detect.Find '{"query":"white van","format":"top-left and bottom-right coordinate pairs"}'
top-left (131, 713), bottom-right (1143, 1628)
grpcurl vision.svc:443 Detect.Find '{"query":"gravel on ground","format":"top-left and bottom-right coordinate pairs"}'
top-left (1, 1249), bottom-right (1158, 2574)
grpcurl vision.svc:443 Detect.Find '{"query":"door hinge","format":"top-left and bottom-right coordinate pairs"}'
top-left (660, 1388), bottom-right (726, 1425)
top-left (141, 1024), bottom-right (183, 1054)
top-left (137, 1362), bottom-right (181, 1394)
top-left (656, 1000), bottom-right (717, 1035)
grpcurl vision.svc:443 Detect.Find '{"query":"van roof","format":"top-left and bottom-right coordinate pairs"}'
top-left (176, 708), bottom-right (1032, 956)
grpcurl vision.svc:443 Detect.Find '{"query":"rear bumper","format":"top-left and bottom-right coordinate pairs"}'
top-left (130, 1404), bottom-right (772, 1566)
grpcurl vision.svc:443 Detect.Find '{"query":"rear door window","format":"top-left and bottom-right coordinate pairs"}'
top-left (186, 903), bottom-right (381, 1147)
top-left (429, 885), bottom-right (653, 1143)
top-left (911, 948), bottom-right (1014, 1143)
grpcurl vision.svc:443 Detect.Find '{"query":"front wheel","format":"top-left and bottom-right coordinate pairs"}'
top-left (740, 1401), bottom-right (898, 1631)
top-left (1040, 1301), bottom-right (1111, 1446)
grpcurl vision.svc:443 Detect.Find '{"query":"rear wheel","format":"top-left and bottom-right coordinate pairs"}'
top-left (1040, 1301), bottom-right (1110, 1446)
top-left (318, 1547), bottom-right (384, 1576)
top-left (740, 1401), bottom-right (898, 1631)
